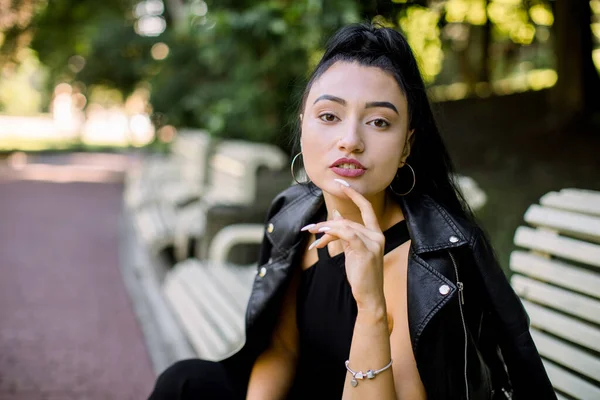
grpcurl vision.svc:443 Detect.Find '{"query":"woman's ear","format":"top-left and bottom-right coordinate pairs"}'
top-left (400, 129), bottom-right (415, 166)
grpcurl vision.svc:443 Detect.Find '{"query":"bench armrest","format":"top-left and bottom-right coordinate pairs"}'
top-left (208, 224), bottom-right (265, 264)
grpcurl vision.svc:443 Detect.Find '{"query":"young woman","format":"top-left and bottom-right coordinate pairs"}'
top-left (148, 22), bottom-right (556, 400)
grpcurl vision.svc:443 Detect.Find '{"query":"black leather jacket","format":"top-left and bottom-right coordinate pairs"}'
top-left (226, 184), bottom-right (556, 400)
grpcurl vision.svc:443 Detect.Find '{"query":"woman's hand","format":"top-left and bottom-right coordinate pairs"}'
top-left (302, 181), bottom-right (386, 312)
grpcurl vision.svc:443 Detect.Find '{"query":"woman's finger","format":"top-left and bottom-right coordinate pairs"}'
top-left (305, 218), bottom-right (382, 243)
top-left (334, 179), bottom-right (381, 232)
top-left (308, 225), bottom-right (380, 254)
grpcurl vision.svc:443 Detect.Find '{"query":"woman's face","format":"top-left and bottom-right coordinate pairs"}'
top-left (301, 61), bottom-right (413, 199)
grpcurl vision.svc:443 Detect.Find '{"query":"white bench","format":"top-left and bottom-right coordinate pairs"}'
top-left (455, 174), bottom-right (487, 211)
top-left (131, 139), bottom-right (288, 262)
top-left (509, 188), bottom-right (600, 399)
top-left (162, 224), bottom-right (264, 361)
top-left (171, 140), bottom-right (289, 262)
top-left (124, 130), bottom-right (214, 210)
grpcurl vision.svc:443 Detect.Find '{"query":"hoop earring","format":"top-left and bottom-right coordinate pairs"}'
top-left (290, 152), bottom-right (309, 184)
top-left (389, 163), bottom-right (415, 196)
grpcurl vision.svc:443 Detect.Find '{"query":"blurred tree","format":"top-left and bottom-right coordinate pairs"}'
top-left (0, 0), bottom-right (44, 65)
top-left (551, 0), bottom-right (600, 123)
top-left (2, 0), bottom-right (597, 145)
top-left (147, 0), bottom-right (360, 150)
top-left (28, 0), bottom-right (141, 97)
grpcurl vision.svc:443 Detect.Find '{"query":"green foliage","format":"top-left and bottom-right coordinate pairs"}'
top-left (28, 0), bottom-right (136, 99)
top-left (0, 48), bottom-right (47, 114)
top-left (149, 0), bottom-right (359, 149)
top-left (2, 0), bottom-right (566, 147)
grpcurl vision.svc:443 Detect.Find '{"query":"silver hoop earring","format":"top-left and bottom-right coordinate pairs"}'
top-left (290, 152), bottom-right (309, 184)
top-left (389, 163), bottom-right (415, 196)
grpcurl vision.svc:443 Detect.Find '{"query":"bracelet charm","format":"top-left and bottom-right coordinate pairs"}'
top-left (345, 359), bottom-right (393, 387)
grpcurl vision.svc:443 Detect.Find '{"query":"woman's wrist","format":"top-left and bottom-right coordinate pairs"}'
top-left (356, 298), bottom-right (388, 326)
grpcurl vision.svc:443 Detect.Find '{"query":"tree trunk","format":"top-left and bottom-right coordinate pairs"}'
top-left (551, 0), bottom-right (600, 122)
top-left (478, 0), bottom-right (492, 83)
top-left (163, 0), bottom-right (186, 30)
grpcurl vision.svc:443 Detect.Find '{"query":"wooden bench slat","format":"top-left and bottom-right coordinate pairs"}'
top-left (162, 276), bottom-right (226, 359)
top-left (540, 190), bottom-right (600, 217)
top-left (531, 328), bottom-right (600, 382)
top-left (514, 226), bottom-right (600, 269)
top-left (521, 299), bottom-right (600, 353)
top-left (177, 265), bottom-right (245, 342)
top-left (560, 188), bottom-right (600, 201)
top-left (525, 204), bottom-right (600, 244)
top-left (555, 393), bottom-right (569, 400)
top-left (183, 263), bottom-right (251, 315)
top-left (510, 251), bottom-right (600, 299)
top-left (542, 358), bottom-right (600, 400)
top-left (163, 271), bottom-right (242, 361)
top-left (162, 261), bottom-right (255, 361)
top-left (511, 275), bottom-right (600, 325)
top-left (202, 261), bottom-right (256, 301)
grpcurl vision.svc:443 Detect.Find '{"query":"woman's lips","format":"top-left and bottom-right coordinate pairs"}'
top-left (330, 167), bottom-right (366, 177)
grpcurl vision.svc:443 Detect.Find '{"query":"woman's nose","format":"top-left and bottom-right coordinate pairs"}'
top-left (337, 122), bottom-right (364, 153)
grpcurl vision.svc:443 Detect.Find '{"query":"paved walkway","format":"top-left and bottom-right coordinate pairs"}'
top-left (0, 175), bottom-right (155, 399)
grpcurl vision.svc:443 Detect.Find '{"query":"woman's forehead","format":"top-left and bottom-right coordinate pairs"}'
top-left (307, 61), bottom-right (406, 105)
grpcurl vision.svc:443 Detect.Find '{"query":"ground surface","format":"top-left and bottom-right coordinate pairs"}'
top-left (0, 173), bottom-right (155, 399)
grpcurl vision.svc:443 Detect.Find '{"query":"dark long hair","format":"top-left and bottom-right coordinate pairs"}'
top-left (291, 22), bottom-right (475, 222)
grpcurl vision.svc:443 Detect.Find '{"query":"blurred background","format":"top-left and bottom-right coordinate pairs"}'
top-left (0, 0), bottom-right (599, 399)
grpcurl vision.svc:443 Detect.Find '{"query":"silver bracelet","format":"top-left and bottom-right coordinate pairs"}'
top-left (345, 359), bottom-right (393, 387)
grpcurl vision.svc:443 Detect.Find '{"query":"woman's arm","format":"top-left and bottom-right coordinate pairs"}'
top-left (342, 305), bottom-right (397, 400)
top-left (341, 263), bottom-right (426, 400)
top-left (246, 268), bottom-right (300, 400)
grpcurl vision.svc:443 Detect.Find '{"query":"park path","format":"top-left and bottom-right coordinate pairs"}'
top-left (0, 170), bottom-right (155, 399)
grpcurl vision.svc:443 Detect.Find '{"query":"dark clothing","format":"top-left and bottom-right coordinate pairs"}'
top-left (148, 359), bottom-right (243, 400)
top-left (291, 218), bottom-right (410, 399)
top-left (149, 184), bottom-right (556, 400)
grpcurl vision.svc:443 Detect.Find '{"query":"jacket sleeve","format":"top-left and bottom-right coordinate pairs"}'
top-left (471, 229), bottom-right (557, 400)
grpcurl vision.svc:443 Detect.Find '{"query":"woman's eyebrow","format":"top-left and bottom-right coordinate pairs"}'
top-left (313, 94), bottom-right (346, 105)
top-left (365, 101), bottom-right (398, 115)
top-left (313, 95), bottom-right (399, 115)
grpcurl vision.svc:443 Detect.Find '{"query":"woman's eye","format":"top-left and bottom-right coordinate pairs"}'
top-left (369, 119), bottom-right (390, 128)
top-left (319, 113), bottom-right (338, 122)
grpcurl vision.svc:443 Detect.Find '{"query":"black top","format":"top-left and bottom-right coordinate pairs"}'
top-left (289, 214), bottom-right (410, 399)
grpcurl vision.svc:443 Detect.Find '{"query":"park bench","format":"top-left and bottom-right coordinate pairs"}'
top-left (171, 140), bottom-right (291, 263)
top-left (162, 223), bottom-right (264, 360)
top-left (455, 174), bottom-right (487, 211)
top-left (509, 188), bottom-right (600, 399)
top-left (132, 139), bottom-right (289, 264)
top-left (124, 129), bottom-right (214, 210)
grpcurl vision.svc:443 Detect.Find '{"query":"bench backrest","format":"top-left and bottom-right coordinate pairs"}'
top-left (509, 188), bottom-right (600, 399)
top-left (203, 140), bottom-right (289, 206)
top-left (169, 129), bottom-right (215, 185)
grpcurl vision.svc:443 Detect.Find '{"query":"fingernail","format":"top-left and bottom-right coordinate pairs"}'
top-left (317, 226), bottom-right (330, 232)
top-left (308, 238), bottom-right (321, 250)
top-left (333, 209), bottom-right (342, 218)
top-left (300, 224), bottom-right (316, 231)
top-left (334, 178), bottom-right (350, 187)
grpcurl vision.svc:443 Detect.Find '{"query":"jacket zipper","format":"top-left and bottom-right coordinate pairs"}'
top-left (449, 250), bottom-right (469, 400)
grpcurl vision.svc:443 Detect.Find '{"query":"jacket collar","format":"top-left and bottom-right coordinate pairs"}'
top-left (265, 185), bottom-right (471, 254)
top-left (399, 192), bottom-right (470, 253)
